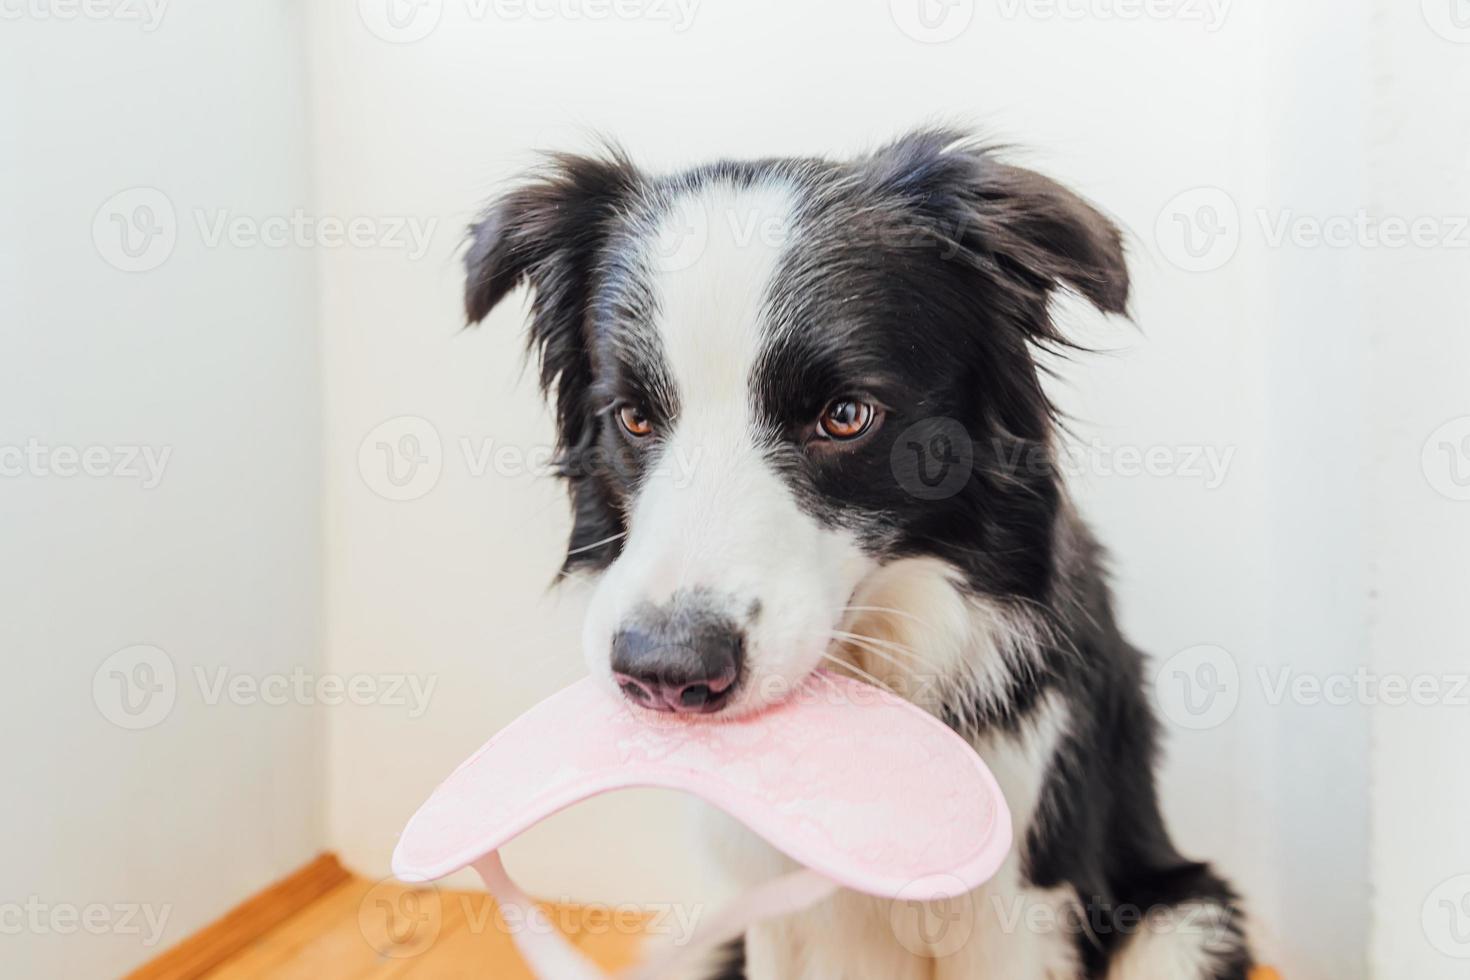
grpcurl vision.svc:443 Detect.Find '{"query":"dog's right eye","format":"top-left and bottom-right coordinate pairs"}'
top-left (617, 404), bottom-right (654, 438)
top-left (817, 399), bottom-right (878, 441)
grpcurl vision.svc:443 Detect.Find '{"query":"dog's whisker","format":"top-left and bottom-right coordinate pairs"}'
top-left (816, 653), bottom-right (899, 695)
top-left (824, 630), bottom-right (945, 678)
top-left (805, 630), bottom-right (939, 690)
top-left (771, 625), bottom-right (942, 682)
top-left (563, 530), bottom-right (628, 558)
top-left (774, 623), bottom-right (910, 658)
top-left (992, 595), bottom-right (1089, 672)
top-left (826, 628), bottom-right (923, 658)
top-left (838, 604), bottom-right (935, 629)
top-left (829, 639), bottom-right (934, 685)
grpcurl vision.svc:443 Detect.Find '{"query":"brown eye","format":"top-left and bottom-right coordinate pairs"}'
top-left (818, 399), bottom-right (876, 440)
top-left (617, 404), bottom-right (653, 438)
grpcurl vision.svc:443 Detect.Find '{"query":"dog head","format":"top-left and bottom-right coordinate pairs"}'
top-left (465, 130), bottom-right (1127, 716)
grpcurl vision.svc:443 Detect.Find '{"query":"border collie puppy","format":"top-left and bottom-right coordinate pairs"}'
top-left (463, 129), bottom-right (1253, 979)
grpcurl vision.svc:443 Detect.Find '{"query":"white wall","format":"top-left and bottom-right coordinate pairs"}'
top-left (309, 2), bottom-right (1372, 976)
top-left (1, 5), bottom-right (324, 978)
top-left (1365, 2), bottom-right (1470, 976)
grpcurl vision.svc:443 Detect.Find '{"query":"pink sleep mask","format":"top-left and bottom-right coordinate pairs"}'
top-left (393, 670), bottom-right (1011, 978)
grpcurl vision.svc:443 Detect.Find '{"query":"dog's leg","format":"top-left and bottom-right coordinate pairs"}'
top-left (695, 805), bottom-right (931, 980)
top-left (916, 687), bottom-right (1086, 980)
top-left (1102, 864), bottom-right (1251, 980)
top-left (927, 849), bottom-right (1083, 980)
top-left (654, 936), bottom-right (746, 980)
top-left (745, 890), bottom-right (933, 980)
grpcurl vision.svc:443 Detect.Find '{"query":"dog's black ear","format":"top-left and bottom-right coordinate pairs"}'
top-left (464, 147), bottom-right (638, 439)
top-left (464, 149), bottom-right (640, 571)
top-left (465, 149), bottom-right (638, 322)
top-left (865, 129), bottom-right (1129, 335)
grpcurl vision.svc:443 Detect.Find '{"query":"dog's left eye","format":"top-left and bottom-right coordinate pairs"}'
top-left (617, 404), bottom-right (654, 438)
top-left (817, 399), bottom-right (878, 441)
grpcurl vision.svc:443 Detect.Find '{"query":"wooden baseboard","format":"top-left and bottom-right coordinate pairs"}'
top-left (124, 853), bottom-right (351, 980)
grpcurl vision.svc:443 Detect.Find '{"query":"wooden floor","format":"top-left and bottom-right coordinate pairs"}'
top-left (188, 868), bottom-right (1285, 979)
top-left (200, 875), bottom-right (650, 979)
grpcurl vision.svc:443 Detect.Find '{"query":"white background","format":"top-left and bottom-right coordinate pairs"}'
top-left (5, 2), bottom-right (1469, 978)
top-left (1, 5), bottom-right (323, 979)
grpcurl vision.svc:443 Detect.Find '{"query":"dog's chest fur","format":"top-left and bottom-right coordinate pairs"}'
top-left (696, 558), bottom-right (1082, 979)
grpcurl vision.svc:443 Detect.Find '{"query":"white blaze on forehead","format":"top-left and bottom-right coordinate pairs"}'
top-left (584, 179), bottom-right (870, 712)
top-left (631, 179), bottom-right (804, 596)
top-left (644, 179), bottom-right (800, 418)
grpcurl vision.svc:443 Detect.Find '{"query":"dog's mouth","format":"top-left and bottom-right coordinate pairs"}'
top-left (611, 630), bottom-right (926, 729)
top-left (592, 570), bottom-right (890, 722)
top-left (716, 589), bottom-right (887, 716)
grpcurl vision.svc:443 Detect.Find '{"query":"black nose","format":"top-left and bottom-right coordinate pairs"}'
top-left (610, 610), bottom-right (743, 714)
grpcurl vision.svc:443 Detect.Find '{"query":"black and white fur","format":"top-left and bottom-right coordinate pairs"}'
top-left (463, 130), bottom-right (1253, 979)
